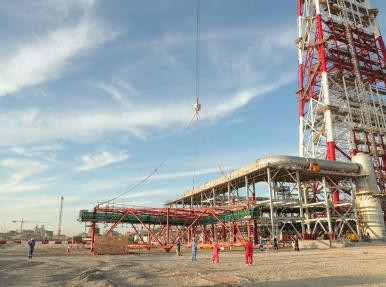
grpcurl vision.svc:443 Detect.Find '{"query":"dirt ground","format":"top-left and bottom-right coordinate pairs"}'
top-left (0, 242), bottom-right (386, 287)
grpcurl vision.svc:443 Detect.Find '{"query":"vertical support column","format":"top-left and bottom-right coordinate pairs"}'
top-left (190, 196), bottom-right (193, 208)
top-left (192, 226), bottom-right (196, 242)
top-left (252, 182), bottom-right (256, 202)
top-left (315, 0), bottom-right (339, 203)
top-left (229, 223), bottom-right (232, 243)
top-left (253, 220), bottom-right (258, 245)
top-left (267, 167), bottom-right (276, 239)
top-left (297, 0), bottom-right (305, 157)
top-left (302, 183), bottom-right (311, 233)
top-left (315, 0), bottom-right (335, 161)
top-left (212, 188), bottom-right (216, 207)
top-left (365, 0), bottom-right (386, 61)
top-left (232, 223), bottom-right (237, 243)
top-left (166, 208), bottom-right (170, 244)
top-left (245, 175), bottom-right (249, 206)
top-left (227, 182), bottom-right (231, 205)
top-left (322, 177), bottom-right (333, 239)
top-left (202, 225), bottom-right (206, 243)
top-left (90, 221), bottom-right (96, 254)
top-left (296, 170), bottom-right (306, 237)
top-left (222, 225), bottom-right (226, 241)
top-left (200, 192), bottom-right (203, 207)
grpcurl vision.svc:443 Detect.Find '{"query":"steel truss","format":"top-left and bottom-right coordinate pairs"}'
top-left (81, 205), bottom-right (250, 252)
top-left (297, 0), bottom-right (386, 194)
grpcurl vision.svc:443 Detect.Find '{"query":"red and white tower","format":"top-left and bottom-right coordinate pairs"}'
top-left (297, 0), bottom-right (386, 196)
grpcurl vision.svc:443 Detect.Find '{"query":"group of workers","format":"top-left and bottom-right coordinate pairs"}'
top-left (26, 235), bottom-right (300, 261)
top-left (181, 235), bottom-right (296, 265)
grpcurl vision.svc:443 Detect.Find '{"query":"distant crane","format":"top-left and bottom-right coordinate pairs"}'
top-left (57, 196), bottom-right (64, 237)
top-left (12, 219), bottom-right (47, 233)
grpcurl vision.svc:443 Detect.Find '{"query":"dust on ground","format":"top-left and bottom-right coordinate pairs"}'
top-left (0, 242), bottom-right (385, 286)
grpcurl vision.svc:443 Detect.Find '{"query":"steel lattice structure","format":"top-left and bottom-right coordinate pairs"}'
top-left (80, 156), bottom-right (365, 252)
top-left (80, 205), bottom-right (250, 252)
top-left (297, 0), bottom-right (386, 196)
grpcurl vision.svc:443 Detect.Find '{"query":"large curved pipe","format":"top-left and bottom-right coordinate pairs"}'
top-left (167, 155), bottom-right (361, 203)
top-left (254, 155), bottom-right (360, 173)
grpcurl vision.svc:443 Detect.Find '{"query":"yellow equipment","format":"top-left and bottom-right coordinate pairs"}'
top-left (309, 162), bottom-right (320, 172)
top-left (346, 233), bottom-right (358, 242)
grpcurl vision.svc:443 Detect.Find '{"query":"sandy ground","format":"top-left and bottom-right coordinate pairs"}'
top-left (0, 243), bottom-right (386, 287)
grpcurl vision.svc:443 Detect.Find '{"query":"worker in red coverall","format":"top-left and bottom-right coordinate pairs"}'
top-left (245, 237), bottom-right (253, 266)
top-left (212, 241), bottom-right (219, 263)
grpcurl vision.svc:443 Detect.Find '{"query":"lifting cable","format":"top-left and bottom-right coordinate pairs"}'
top-left (192, 114), bottom-right (200, 189)
top-left (190, 0), bottom-right (239, 197)
top-left (99, 113), bottom-right (197, 206)
top-left (192, 0), bottom-right (201, 189)
top-left (99, 1), bottom-right (203, 206)
top-left (195, 0), bottom-right (201, 106)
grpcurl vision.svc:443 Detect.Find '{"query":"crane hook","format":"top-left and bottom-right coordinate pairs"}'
top-left (194, 98), bottom-right (201, 114)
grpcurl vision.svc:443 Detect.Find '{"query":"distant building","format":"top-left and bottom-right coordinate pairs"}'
top-left (0, 225), bottom-right (58, 240)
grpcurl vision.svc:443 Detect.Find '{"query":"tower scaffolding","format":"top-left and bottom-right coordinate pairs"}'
top-left (297, 0), bottom-right (386, 195)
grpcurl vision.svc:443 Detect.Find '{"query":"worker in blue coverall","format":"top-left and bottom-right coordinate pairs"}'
top-left (176, 239), bottom-right (182, 256)
top-left (191, 238), bottom-right (197, 261)
top-left (259, 236), bottom-right (264, 251)
top-left (28, 238), bottom-right (36, 259)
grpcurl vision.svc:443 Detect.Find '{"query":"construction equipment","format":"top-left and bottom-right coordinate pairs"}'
top-left (12, 219), bottom-right (47, 233)
top-left (346, 233), bottom-right (358, 242)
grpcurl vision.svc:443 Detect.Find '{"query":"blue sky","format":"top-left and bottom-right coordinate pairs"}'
top-left (1, 0), bottom-right (385, 235)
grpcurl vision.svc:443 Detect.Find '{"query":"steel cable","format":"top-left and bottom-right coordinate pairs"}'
top-left (99, 113), bottom-right (197, 205)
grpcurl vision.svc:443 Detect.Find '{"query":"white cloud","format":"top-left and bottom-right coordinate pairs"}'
top-left (0, 18), bottom-right (295, 146)
top-left (70, 167), bottom-right (220, 199)
top-left (10, 143), bottom-right (63, 155)
top-left (0, 181), bottom-right (47, 194)
top-left (77, 179), bottom-right (127, 193)
top-left (122, 23), bottom-right (293, 52)
top-left (76, 150), bottom-right (130, 171)
top-left (0, 16), bottom-right (117, 96)
top-left (0, 73), bottom-right (293, 145)
top-left (9, 143), bottom-right (63, 163)
top-left (120, 188), bottom-right (176, 200)
top-left (206, 75), bottom-right (295, 119)
top-left (151, 167), bottom-right (219, 181)
top-left (0, 159), bottom-right (48, 182)
top-left (0, 1), bottom-right (96, 24)
top-left (98, 83), bottom-right (132, 109)
top-left (0, 103), bottom-right (191, 145)
top-left (225, 117), bottom-right (245, 126)
top-left (0, 159), bottom-right (49, 194)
